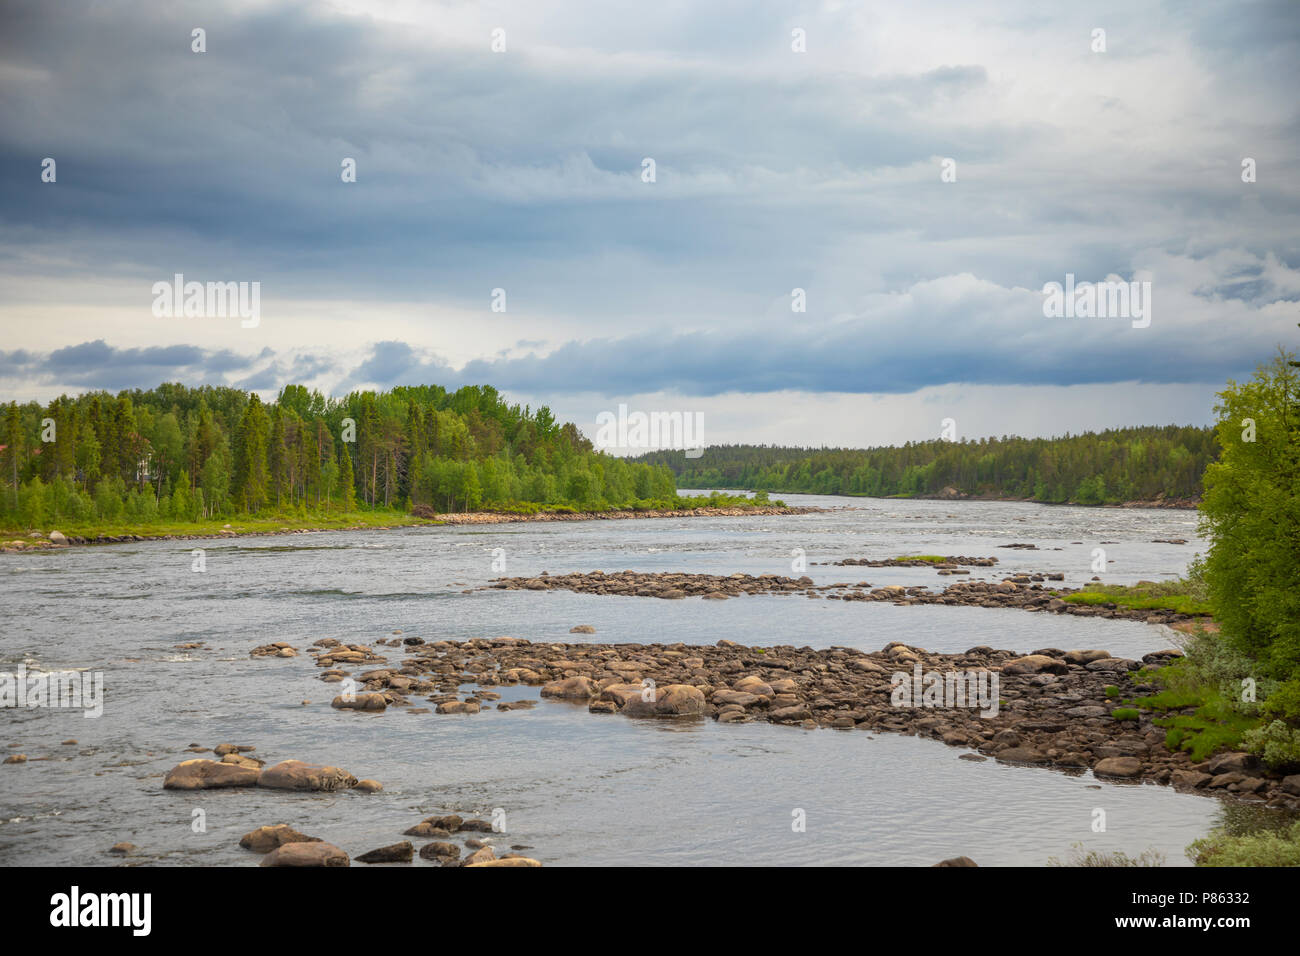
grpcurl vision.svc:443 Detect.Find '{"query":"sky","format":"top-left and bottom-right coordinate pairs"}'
top-left (1, 0), bottom-right (1298, 448)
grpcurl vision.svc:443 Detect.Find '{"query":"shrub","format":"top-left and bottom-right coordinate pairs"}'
top-left (1189, 820), bottom-right (1300, 867)
top-left (1240, 720), bottom-right (1300, 773)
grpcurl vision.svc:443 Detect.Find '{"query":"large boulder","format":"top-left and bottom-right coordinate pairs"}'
top-left (163, 759), bottom-right (259, 790)
top-left (259, 842), bottom-right (350, 867)
top-left (258, 760), bottom-right (358, 792)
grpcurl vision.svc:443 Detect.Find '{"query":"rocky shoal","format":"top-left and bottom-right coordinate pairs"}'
top-left (280, 634), bottom-right (1300, 811)
top-left (479, 570), bottom-right (1204, 628)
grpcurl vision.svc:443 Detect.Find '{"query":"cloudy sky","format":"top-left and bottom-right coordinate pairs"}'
top-left (1, 0), bottom-right (1298, 447)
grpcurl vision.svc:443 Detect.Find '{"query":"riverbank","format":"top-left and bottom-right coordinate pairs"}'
top-left (301, 635), bottom-right (1300, 811)
top-left (0, 505), bottom-right (822, 551)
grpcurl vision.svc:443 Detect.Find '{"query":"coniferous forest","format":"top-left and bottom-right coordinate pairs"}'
top-left (636, 425), bottom-right (1217, 504)
top-left (0, 382), bottom-right (686, 531)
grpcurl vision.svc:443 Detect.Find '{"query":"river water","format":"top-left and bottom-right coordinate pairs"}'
top-left (0, 494), bottom-right (1275, 866)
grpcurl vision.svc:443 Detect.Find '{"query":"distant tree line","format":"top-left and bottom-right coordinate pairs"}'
top-left (635, 425), bottom-right (1218, 504)
top-left (0, 382), bottom-right (682, 528)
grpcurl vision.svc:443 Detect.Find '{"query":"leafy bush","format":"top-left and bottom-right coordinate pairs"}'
top-left (1241, 720), bottom-right (1300, 773)
top-left (1189, 820), bottom-right (1300, 867)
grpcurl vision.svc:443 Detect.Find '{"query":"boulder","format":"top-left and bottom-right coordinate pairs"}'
top-left (259, 842), bottom-right (350, 867)
top-left (239, 825), bottom-right (321, 853)
top-left (418, 841), bottom-right (460, 861)
top-left (355, 841), bottom-right (413, 864)
top-left (1206, 752), bottom-right (1261, 775)
top-left (331, 693), bottom-right (387, 711)
top-left (540, 676), bottom-right (598, 699)
top-left (1063, 649), bottom-right (1111, 665)
top-left (622, 684), bottom-right (706, 717)
top-left (467, 857), bottom-right (542, 867)
top-left (1002, 655), bottom-right (1068, 676)
top-left (258, 760), bottom-right (358, 792)
top-left (163, 759), bottom-right (259, 790)
top-left (1093, 756), bottom-right (1144, 778)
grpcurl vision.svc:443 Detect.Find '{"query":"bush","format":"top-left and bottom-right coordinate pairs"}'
top-left (1048, 843), bottom-right (1165, 867)
top-left (1189, 820), bottom-right (1300, 867)
top-left (1240, 720), bottom-right (1300, 773)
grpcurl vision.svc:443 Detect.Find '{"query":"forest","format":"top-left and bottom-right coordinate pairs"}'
top-left (0, 382), bottom-right (686, 530)
top-left (635, 425), bottom-right (1218, 504)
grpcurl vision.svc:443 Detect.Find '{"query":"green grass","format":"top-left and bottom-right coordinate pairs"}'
top-left (1118, 661), bottom-right (1262, 761)
top-left (1190, 820), bottom-right (1300, 866)
top-left (891, 554), bottom-right (950, 563)
top-left (1060, 582), bottom-right (1213, 617)
top-left (1111, 708), bottom-right (1140, 721)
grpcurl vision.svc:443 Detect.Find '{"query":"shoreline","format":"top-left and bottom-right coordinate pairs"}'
top-left (0, 505), bottom-right (822, 552)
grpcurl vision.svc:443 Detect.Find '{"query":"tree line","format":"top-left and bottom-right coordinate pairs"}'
top-left (0, 382), bottom-right (683, 528)
top-left (636, 425), bottom-right (1218, 504)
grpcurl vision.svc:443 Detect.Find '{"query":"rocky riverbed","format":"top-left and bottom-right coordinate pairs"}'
top-left (258, 633), bottom-right (1300, 812)
top-left (479, 570), bottom-right (1205, 628)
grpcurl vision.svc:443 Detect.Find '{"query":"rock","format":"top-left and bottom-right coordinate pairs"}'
top-left (1002, 655), bottom-right (1068, 676)
top-left (1064, 649), bottom-right (1111, 665)
top-left (540, 676), bottom-right (598, 699)
top-left (108, 842), bottom-right (134, 855)
top-left (163, 759), bottom-right (259, 790)
top-left (49, 530), bottom-right (69, 546)
top-left (259, 842), bottom-right (350, 867)
top-left (622, 684), bottom-right (706, 717)
top-left (213, 743), bottom-right (256, 757)
top-left (1281, 775), bottom-right (1300, 796)
top-left (1171, 770), bottom-right (1213, 790)
top-left (933, 856), bottom-right (978, 867)
top-left (355, 841), bottom-right (413, 864)
top-left (463, 846), bottom-right (497, 865)
top-left (994, 747), bottom-right (1051, 765)
top-left (418, 841), bottom-right (460, 861)
top-left (258, 760), bottom-right (358, 792)
top-left (569, 625), bottom-right (596, 634)
top-left (1094, 756), bottom-right (1143, 778)
top-left (467, 857), bottom-right (542, 867)
top-left (458, 819), bottom-right (494, 833)
top-left (331, 693), bottom-right (387, 711)
top-left (1206, 752), bottom-right (1261, 775)
top-left (239, 825), bottom-right (321, 853)
top-left (353, 779), bottom-right (383, 793)
top-left (425, 814), bottom-right (463, 831)
top-left (3, 754), bottom-right (27, 765)
top-left (403, 822), bottom-right (452, 838)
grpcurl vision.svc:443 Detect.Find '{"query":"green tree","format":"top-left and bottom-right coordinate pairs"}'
top-left (1199, 351), bottom-right (1300, 680)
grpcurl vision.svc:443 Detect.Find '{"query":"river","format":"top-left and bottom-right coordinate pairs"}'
top-left (0, 494), bottom-right (1278, 866)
